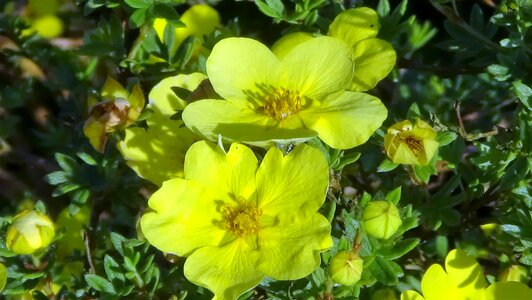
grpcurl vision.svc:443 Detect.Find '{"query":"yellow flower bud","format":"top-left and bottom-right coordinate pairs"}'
top-left (6, 210), bottom-right (55, 255)
top-left (499, 265), bottom-right (528, 283)
top-left (371, 288), bottom-right (397, 300)
top-left (329, 250), bottom-right (364, 286)
top-left (384, 119), bottom-right (439, 166)
top-left (362, 201), bottom-right (402, 239)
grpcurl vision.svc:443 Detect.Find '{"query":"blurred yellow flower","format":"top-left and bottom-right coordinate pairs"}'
top-left (401, 249), bottom-right (532, 300)
top-left (55, 205), bottom-right (90, 258)
top-left (384, 119), bottom-right (439, 166)
top-left (6, 210), bottom-right (55, 255)
top-left (141, 141), bottom-right (332, 299)
top-left (23, 0), bottom-right (64, 39)
top-left (272, 7), bottom-right (396, 92)
top-left (83, 77), bottom-right (145, 152)
top-left (183, 37), bottom-right (387, 149)
top-left (118, 73), bottom-right (204, 185)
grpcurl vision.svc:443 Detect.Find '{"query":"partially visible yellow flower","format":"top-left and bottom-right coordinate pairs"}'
top-left (55, 205), bottom-right (90, 258)
top-left (141, 141), bottom-right (332, 299)
top-left (362, 201), bottom-right (402, 239)
top-left (401, 249), bottom-right (532, 300)
top-left (499, 265), bottom-right (528, 283)
top-left (272, 7), bottom-right (396, 92)
top-left (0, 262), bottom-right (6, 292)
top-left (83, 76), bottom-right (145, 152)
top-left (6, 210), bottom-right (55, 255)
top-left (23, 0), bottom-right (64, 39)
top-left (329, 250), bottom-right (364, 285)
top-left (384, 119), bottom-right (439, 166)
top-left (182, 37), bottom-right (387, 149)
top-left (117, 73), bottom-right (204, 185)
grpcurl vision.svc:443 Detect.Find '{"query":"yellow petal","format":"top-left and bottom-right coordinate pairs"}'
top-left (445, 249), bottom-right (487, 298)
top-left (257, 213), bottom-right (332, 280)
top-left (101, 76), bottom-right (128, 100)
top-left (271, 32), bottom-right (314, 60)
top-left (177, 4), bottom-right (220, 44)
top-left (118, 114), bottom-right (197, 186)
top-left (328, 8), bottom-right (379, 46)
top-left (300, 91), bottom-right (387, 149)
top-left (281, 36), bottom-right (353, 99)
top-left (148, 73), bottom-right (207, 116)
top-left (140, 178), bottom-right (226, 256)
top-left (184, 141), bottom-right (258, 200)
top-left (484, 281), bottom-right (532, 300)
top-left (256, 144), bottom-right (328, 220)
top-left (421, 264), bottom-right (458, 300)
top-left (126, 83), bottom-right (145, 123)
top-left (83, 117), bottom-right (107, 153)
top-left (350, 38), bottom-right (396, 92)
top-left (184, 240), bottom-right (263, 300)
top-left (400, 290), bottom-right (425, 300)
top-left (206, 38), bottom-right (281, 105)
top-left (182, 99), bottom-right (317, 146)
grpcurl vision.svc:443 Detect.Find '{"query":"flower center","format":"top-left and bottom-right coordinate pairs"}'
top-left (404, 135), bottom-right (423, 157)
top-left (221, 200), bottom-right (262, 237)
top-left (262, 88), bottom-right (301, 121)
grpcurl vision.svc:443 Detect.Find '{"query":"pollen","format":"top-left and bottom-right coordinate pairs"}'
top-left (262, 88), bottom-right (302, 121)
top-left (405, 135), bottom-right (424, 157)
top-left (221, 200), bottom-right (262, 237)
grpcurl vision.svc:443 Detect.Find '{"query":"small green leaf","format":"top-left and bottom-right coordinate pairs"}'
top-left (256, 0), bottom-right (285, 19)
top-left (379, 238), bottom-right (420, 260)
top-left (512, 80), bottom-right (532, 109)
top-left (378, 159), bottom-right (399, 172)
top-left (436, 131), bottom-right (458, 146)
top-left (124, 0), bottom-right (151, 9)
top-left (385, 186), bottom-right (402, 205)
top-left (85, 274), bottom-right (116, 294)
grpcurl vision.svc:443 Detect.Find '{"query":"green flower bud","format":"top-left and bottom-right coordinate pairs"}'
top-left (362, 201), bottom-right (402, 239)
top-left (329, 251), bottom-right (364, 286)
top-left (371, 288), bottom-right (397, 300)
top-left (6, 210), bottom-right (55, 255)
top-left (499, 265), bottom-right (528, 283)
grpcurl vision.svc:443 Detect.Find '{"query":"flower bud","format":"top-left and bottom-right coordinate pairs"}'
top-left (362, 201), bottom-right (402, 239)
top-left (329, 250), bottom-right (364, 286)
top-left (384, 119), bottom-right (439, 166)
top-left (499, 265), bottom-right (528, 283)
top-left (6, 210), bottom-right (55, 255)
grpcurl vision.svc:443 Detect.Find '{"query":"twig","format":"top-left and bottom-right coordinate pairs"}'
top-left (83, 230), bottom-right (96, 274)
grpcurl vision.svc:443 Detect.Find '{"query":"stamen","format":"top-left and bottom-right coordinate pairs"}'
top-left (221, 200), bottom-right (262, 237)
top-left (262, 88), bottom-right (301, 121)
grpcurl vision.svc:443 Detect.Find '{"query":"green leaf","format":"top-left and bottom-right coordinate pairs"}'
top-left (110, 232), bottom-right (126, 256)
top-left (0, 263), bottom-right (6, 292)
top-left (377, 0), bottom-right (391, 17)
top-left (379, 238), bottom-right (420, 260)
top-left (368, 256), bottom-right (403, 285)
top-left (129, 8), bottom-right (148, 28)
top-left (104, 255), bottom-right (125, 281)
top-left (55, 153), bottom-right (78, 174)
top-left (385, 186), bottom-right (402, 205)
top-left (45, 171), bottom-right (68, 185)
top-left (256, 0), bottom-right (285, 19)
top-left (512, 80), bottom-right (532, 109)
top-left (378, 159), bottom-right (399, 172)
top-left (436, 131), bottom-right (458, 146)
top-left (85, 274), bottom-right (116, 294)
top-left (124, 0), bottom-right (151, 9)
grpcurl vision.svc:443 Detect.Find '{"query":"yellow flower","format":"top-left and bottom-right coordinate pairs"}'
top-left (117, 73), bottom-right (205, 185)
top-left (83, 76), bottom-right (145, 152)
top-left (362, 201), bottom-right (402, 239)
top-left (6, 210), bottom-right (55, 255)
top-left (272, 7), bottom-right (396, 92)
top-left (55, 205), bottom-right (90, 258)
top-left (384, 119), bottom-right (439, 166)
top-left (141, 141), bottom-right (332, 299)
top-left (401, 249), bottom-right (532, 300)
top-left (182, 37), bottom-right (387, 149)
top-left (23, 0), bottom-right (64, 39)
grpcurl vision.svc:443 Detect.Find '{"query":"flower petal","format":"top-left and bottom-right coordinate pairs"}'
top-left (118, 114), bottom-right (197, 186)
top-left (101, 76), bottom-right (128, 100)
top-left (271, 32), bottom-right (314, 60)
top-left (83, 118), bottom-right (107, 153)
top-left (256, 144), bottom-right (328, 220)
top-left (126, 83), bottom-right (145, 123)
top-left (445, 249), bottom-right (487, 298)
top-left (148, 73), bottom-right (207, 116)
top-left (400, 290), bottom-right (425, 300)
top-left (300, 91), bottom-right (387, 149)
top-left (350, 38), bottom-right (396, 92)
top-left (421, 264), bottom-right (458, 300)
top-left (207, 38), bottom-right (281, 105)
top-left (140, 178), bottom-right (226, 256)
top-left (257, 213), bottom-right (332, 280)
top-left (184, 240), bottom-right (263, 300)
top-left (484, 281), bottom-right (532, 300)
top-left (281, 36), bottom-right (353, 99)
top-left (182, 100), bottom-right (317, 147)
top-left (184, 141), bottom-right (258, 200)
top-left (328, 8), bottom-right (379, 46)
